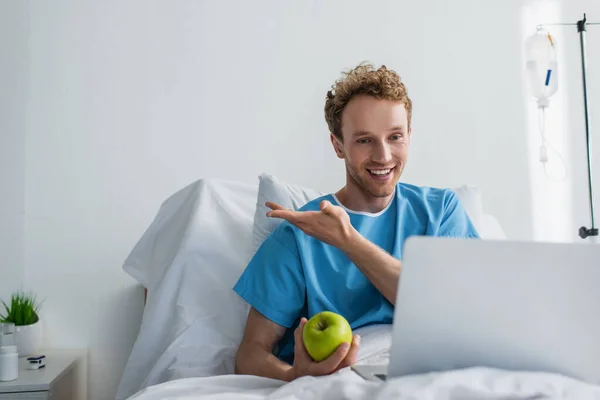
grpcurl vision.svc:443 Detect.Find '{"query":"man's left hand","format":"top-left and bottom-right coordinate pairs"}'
top-left (266, 200), bottom-right (357, 251)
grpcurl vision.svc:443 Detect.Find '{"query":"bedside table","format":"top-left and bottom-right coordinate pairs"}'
top-left (0, 349), bottom-right (87, 400)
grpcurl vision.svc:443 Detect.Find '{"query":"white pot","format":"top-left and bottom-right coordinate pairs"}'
top-left (14, 320), bottom-right (43, 357)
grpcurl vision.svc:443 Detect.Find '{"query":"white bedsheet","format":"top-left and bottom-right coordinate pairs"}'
top-left (127, 325), bottom-right (600, 400)
top-left (127, 371), bottom-right (600, 400)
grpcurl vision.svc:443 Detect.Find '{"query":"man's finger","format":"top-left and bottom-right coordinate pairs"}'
top-left (294, 318), bottom-right (311, 359)
top-left (266, 209), bottom-right (297, 221)
top-left (338, 335), bottom-right (360, 369)
top-left (320, 200), bottom-right (344, 219)
top-left (265, 202), bottom-right (287, 211)
top-left (267, 210), bottom-right (317, 224)
top-left (320, 200), bottom-right (333, 213)
top-left (315, 342), bottom-right (350, 374)
top-left (294, 318), bottom-right (307, 338)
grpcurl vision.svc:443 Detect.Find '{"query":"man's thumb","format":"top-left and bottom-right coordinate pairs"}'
top-left (320, 200), bottom-right (332, 213)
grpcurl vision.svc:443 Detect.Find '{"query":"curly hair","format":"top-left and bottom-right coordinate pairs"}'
top-left (324, 63), bottom-right (412, 141)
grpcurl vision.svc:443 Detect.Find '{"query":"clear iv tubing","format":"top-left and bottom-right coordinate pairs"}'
top-left (538, 106), bottom-right (567, 181)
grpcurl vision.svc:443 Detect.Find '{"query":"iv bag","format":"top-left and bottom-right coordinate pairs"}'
top-left (525, 28), bottom-right (558, 107)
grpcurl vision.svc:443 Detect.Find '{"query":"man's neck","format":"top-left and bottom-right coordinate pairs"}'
top-left (334, 183), bottom-right (395, 214)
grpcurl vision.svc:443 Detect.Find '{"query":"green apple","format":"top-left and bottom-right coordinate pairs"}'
top-left (302, 311), bottom-right (353, 362)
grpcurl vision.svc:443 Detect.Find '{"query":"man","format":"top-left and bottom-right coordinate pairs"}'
top-left (232, 63), bottom-right (479, 381)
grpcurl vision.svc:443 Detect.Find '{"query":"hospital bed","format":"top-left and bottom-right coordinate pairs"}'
top-left (114, 174), bottom-right (600, 400)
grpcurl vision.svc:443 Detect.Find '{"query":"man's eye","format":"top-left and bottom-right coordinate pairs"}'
top-left (390, 134), bottom-right (403, 141)
top-left (357, 138), bottom-right (370, 144)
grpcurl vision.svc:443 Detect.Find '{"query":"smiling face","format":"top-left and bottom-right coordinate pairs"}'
top-left (331, 95), bottom-right (411, 201)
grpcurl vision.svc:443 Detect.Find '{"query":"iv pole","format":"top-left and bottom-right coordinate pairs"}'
top-left (576, 14), bottom-right (598, 241)
top-left (537, 13), bottom-right (599, 242)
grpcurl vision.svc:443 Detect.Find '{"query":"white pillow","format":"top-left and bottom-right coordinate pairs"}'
top-left (250, 173), bottom-right (324, 257)
top-left (251, 174), bottom-right (501, 256)
top-left (117, 178), bottom-right (258, 400)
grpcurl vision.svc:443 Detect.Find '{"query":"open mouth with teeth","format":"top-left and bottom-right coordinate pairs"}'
top-left (367, 167), bottom-right (394, 180)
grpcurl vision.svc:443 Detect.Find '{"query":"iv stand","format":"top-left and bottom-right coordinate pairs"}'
top-left (576, 14), bottom-right (598, 241)
top-left (538, 14), bottom-right (599, 242)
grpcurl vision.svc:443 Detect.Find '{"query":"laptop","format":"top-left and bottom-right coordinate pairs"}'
top-left (352, 236), bottom-right (600, 384)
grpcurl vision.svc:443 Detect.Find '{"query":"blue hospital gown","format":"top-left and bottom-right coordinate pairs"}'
top-left (233, 182), bottom-right (479, 364)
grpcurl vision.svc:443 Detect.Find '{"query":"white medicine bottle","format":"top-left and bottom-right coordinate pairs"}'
top-left (0, 322), bottom-right (18, 382)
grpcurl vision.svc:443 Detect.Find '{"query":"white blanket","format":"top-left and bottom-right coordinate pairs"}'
top-left (127, 325), bottom-right (600, 400)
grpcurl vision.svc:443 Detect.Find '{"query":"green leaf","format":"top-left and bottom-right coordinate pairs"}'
top-left (0, 291), bottom-right (43, 326)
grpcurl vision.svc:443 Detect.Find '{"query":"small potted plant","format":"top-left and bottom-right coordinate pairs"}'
top-left (0, 292), bottom-right (43, 357)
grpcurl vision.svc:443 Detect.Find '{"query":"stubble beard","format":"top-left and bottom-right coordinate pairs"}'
top-left (346, 161), bottom-right (400, 199)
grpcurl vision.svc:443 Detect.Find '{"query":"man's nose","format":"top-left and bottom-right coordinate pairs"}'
top-left (372, 142), bottom-right (393, 164)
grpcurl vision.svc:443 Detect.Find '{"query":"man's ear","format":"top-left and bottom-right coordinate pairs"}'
top-left (330, 133), bottom-right (344, 159)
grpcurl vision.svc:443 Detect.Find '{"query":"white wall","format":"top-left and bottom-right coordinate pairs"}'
top-left (2, 0), bottom-right (598, 399)
top-left (0, 0), bottom-right (28, 299)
